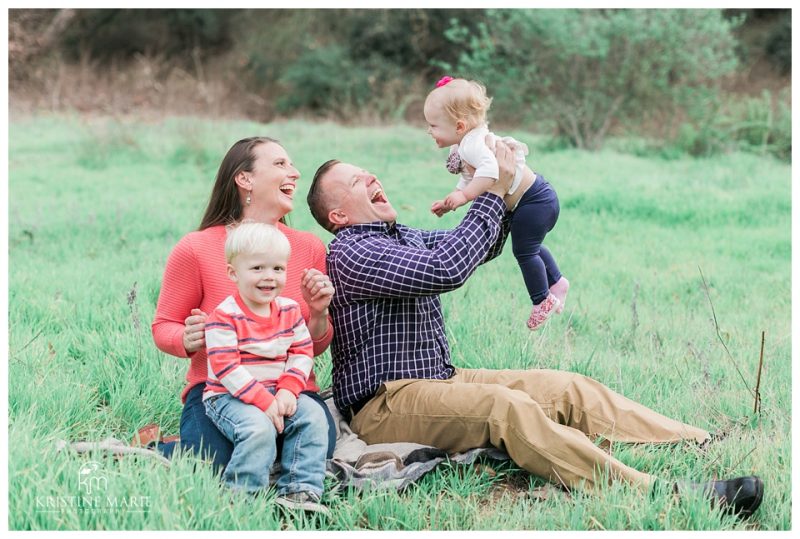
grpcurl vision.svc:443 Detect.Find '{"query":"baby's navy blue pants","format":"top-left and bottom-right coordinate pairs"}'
top-left (510, 175), bottom-right (562, 305)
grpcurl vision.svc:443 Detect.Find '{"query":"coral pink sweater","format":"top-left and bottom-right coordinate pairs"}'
top-left (151, 223), bottom-right (333, 402)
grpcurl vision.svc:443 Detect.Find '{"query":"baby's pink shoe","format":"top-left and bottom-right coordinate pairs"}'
top-left (549, 277), bottom-right (569, 314)
top-left (527, 294), bottom-right (561, 330)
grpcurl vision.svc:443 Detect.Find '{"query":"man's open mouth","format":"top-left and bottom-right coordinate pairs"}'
top-left (371, 188), bottom-right (387, 204)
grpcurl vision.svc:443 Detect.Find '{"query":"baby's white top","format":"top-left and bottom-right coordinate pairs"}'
top-left (454, 124), bottom-right (529, 195)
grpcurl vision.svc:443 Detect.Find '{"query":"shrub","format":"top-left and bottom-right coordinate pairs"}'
top-left (279, 46), bottom-right (422, 122)
top-left (276, 45), bottom-right (372, 118)
top-left (731, 89), bottom-right (791, 160)
top-left (441, 9), bottom-right (741, 151)
top-left (652, 88), bottom-right (791, 161)
top-left (59, 9), bottom-right (235, 65)
top-left (765, 15), bottom-right (791, 75)
top-left (238, 9), bottom-right (481, 121)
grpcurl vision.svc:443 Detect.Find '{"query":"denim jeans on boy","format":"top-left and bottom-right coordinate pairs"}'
top-left (203, 390), bottom-right (328, 496)
top-left (157, 384), bottom-right (336, 472)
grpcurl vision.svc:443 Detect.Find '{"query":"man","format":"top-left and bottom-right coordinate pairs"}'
top-left (306, 143), bottom-right (763, 519)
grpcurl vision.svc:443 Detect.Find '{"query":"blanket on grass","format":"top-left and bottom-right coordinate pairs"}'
top-left (56, 393), bottom-right (510, 491)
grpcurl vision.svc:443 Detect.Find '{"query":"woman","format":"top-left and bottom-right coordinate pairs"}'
top-left (149, 136), bottom-right (336, 470)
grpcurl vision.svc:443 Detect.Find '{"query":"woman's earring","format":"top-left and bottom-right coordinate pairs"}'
top-left (246, 191), bottom-right (252, 206)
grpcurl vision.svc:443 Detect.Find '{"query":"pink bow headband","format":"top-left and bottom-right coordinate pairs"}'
top-left (435, 76), bottom-right (454, 88)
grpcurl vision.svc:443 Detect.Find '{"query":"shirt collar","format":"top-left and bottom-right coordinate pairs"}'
top-left (335, 221), bottom-right (398, 237)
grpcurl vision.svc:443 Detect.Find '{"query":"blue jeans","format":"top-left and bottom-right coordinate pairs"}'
top-left (158, 384), bottom-right (336, 472)
top-left (203, 392), bottom-right (328, 495)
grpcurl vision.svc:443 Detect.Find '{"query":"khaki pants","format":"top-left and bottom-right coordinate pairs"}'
top-left (350, 368), bottom-right (709, 492)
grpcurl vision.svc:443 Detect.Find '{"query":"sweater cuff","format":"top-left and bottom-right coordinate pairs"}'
top-left (250, 388), bottom-right (275, 412)
top-left (169, 325), bottom-right (190, 358)
top-left (277, 375), bottom-right (305, 397)
top-left (311, 320), bottom-right (333, 356)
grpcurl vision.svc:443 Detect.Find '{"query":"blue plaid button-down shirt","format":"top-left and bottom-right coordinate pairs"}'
top-left (327, 193), bottom-right (511, 412)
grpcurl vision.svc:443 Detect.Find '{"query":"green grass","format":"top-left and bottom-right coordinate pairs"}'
top-left (8, 114), bottom-right (791, 530)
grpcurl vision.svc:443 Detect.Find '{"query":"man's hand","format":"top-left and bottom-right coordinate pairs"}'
top-left (485, 140), bottom-right (515, 199)
top-left (275, 389), bottom-right (298, 417)
top-left (264, 399), bottom-right (285, 433)
top-left (431, 199), bottom-right (452, 217)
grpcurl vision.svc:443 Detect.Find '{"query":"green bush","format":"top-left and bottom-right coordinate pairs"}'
top-left (332, 9), bottom-right (481, 76)
top-left (237, 9), bottom-right (482, 121)
top-left (275, 46), bottom-right (418, 122)
top-left (730, 89), bottom-right (791, 160)
top-left (441, 10), bottom-right (741, 151)
top-left (646, 89), bottom-right (791, 161)
top-left (276, 45), bottom-right (372, 118)
top-left (765, 15), bottom-right (792, 75)
top-left (231, 10), bottom-right (327, 93)
top-left (59, 9), bottom-right (234, 65)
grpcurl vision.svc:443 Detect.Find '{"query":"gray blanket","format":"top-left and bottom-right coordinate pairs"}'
top-left (321, 394), bottom-right (509, 490)
top-left (56, 395), bottom-right (510, 491)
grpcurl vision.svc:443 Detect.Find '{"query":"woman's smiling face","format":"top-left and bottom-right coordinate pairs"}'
top-left (247, 141), bottom-right (300, 221)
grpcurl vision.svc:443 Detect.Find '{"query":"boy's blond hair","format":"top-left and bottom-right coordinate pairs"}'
top-left (426, 78), bottom-right (493, 130)
top-left (224, 221), bottom-right (291, 263)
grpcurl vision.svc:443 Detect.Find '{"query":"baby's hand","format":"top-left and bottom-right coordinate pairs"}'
top-left (275, 389), bottom-right (298, 417)
top-left (431, 200), bottom-right (451, 217)
top-left (443, 191), bottom-right (468, 211)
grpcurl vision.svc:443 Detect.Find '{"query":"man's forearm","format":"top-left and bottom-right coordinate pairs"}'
top-left (331, 194), bottom-right (507, 299)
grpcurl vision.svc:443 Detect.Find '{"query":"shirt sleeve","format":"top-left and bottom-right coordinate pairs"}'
top-left (419, 211), bottom-right (511, 262)
top-left (417, 228), bottom-right (450, 250)
top-left (460, 134), bottom-right (499, 180)
top-left (205, 309), bottom-right (274, 411)
top-left (334, 194), bottom-right (507, 299)
top-left (151, 236), bottom-right (200, 359)
top-left (276, 310), bottom-right (315, 397)
top-left (485, 210), bottom-right (513, 263)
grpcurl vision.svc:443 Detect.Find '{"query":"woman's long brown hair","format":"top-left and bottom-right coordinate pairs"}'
top-left (198, 136), bottom-right (280, 230)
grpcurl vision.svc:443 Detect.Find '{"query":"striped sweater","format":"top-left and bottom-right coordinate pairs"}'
top-left (151, 223), bottom-right (333, 403)
top-left (204, 293), bottom-right (314, 411)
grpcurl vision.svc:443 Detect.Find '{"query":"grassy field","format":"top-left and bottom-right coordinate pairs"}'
top-left (7, 114), bottom-right (791, 531)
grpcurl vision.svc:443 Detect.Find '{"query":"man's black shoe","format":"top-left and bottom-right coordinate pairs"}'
top-left (676, 475), bottom-right (764, 519)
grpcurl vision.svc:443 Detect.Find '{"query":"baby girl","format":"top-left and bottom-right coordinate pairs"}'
top-left (424, 76), bottom-right (569, 330)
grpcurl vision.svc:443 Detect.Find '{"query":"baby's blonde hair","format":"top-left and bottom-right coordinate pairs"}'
top-left (225, 221), bottom-right (291, 264)
top-left (426, 78), bottom-right (493, 129)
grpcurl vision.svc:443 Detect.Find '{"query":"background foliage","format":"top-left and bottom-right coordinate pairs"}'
top-left (442, 10), bottom-right (741, 150)
top-left (9, 8), bottom-right (791, 160)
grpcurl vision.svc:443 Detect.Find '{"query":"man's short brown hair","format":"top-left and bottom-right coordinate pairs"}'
top-left (307, 159), bottom-right (340, 233)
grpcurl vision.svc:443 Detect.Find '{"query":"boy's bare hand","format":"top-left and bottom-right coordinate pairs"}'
top-left (275, 389), bottom-right (298, 417)
top-left (264, 399), bottom-right (284, 433)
